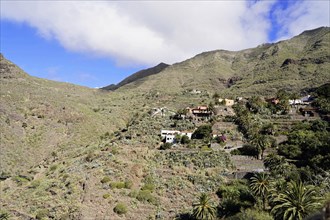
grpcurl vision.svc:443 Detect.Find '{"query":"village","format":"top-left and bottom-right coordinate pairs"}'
top-left (158, 94), bottom-right (317, 146)
top-left (144, 91), bottom-right (326, 180)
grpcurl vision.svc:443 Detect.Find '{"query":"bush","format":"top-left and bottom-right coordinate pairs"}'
top-left (124, 180), bottom-right (133, 189)
top-left (201, 146), bottom-right (212, 151)
top-left (136, 190), bottom-right (158, 205)
top-left (160, 142), bottom-right (172, 150)
top-left (0, 210), bottom-right (10, 220)
top-left (35, 209), bottom-right (49, 220)
top-left (181, 135), bottom-right (190, 144)
top-left (29, 180), bottom-right (41, 189)
top-left (85, 151), bottom-right (95, 162)
top-left (192, 124), bottom-right (212, 139)
top-left (12, 175), bottom-right (30, 185)
top-left (129, 190), bottom-right (139, 198)
top-left (113, 203), bottom-right (127, 215)
top-left (49, 164), bottom-right (58, 172)
top-left (234, 144), bottom-right (258, 157)
top-left (100, 176), bottom-right (111, 184)
top-left (227, 208), bottom-right (273, 220)
top-left (103, 193), bottom-right (111, 199)
top-left (110, 181), bottom-right (125, 189)
top-left (141, 183), bottom-right (155, 192)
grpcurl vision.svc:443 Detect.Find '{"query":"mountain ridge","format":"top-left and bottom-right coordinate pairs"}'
top-left (101, 62), bottom-right (169, 90)
top-left (113, 26), bottom-right (329, 97)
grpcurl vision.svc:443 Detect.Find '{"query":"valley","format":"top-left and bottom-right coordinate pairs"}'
top-left (0, 27), bottom-right (329, 220)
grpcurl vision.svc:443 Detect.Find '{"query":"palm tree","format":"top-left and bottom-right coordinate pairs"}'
top-left (250, 172), bottom-right (271, 210)
top-left (250, 134), bottom-right (271, 159)
top-left (270, 181), bottom-right (322, 220)
top-left (192, 193), bottom-right (216, 220)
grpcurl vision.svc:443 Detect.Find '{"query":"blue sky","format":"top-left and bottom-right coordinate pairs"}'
top-left (1, 1), bottom-right (329, 88)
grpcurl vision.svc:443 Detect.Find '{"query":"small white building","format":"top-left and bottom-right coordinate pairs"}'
top-left (160, 130), bottom-right (193, 143)
top-left (161, 130), bottom-right (180, 143)
top-left (289, 99), bottom-right (302, 105)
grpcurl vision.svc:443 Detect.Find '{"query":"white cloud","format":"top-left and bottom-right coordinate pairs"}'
top-left (273, 0), bottom-right (330, 40)
top-left (1, 1), bottom-right (329, 66)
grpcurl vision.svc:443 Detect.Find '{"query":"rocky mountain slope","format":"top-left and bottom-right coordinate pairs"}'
top-left (0, 54), bottom-right (140, 175)
top-left (117, 27), bottom-right (330, 97)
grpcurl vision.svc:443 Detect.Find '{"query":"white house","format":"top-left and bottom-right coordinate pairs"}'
top-left (161, 130), bottom-right (180, 143)
top-left (160, 130), bottom-right (193, 143)
top-left (289, 99), bottom-right (302, 105)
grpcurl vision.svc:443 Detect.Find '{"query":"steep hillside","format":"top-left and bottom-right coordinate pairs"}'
top-left (0, 54), bottom-right (139, 175)
top-left (101, 62), bottom-right (169, 90)
top-left (117, 27), bottom-right (330, 97)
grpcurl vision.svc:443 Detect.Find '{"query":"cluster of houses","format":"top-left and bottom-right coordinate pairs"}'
top-left (288, 95), bottom-right (314, 105)
top-left (268, 95), bottom-right (316, 117)
top-left (159, 94), bottom-right (318, 143)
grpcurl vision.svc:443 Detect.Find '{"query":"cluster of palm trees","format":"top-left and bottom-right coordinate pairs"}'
top-left (250, 172), bottom-right (322, 220)
top-left (189, 173), bottom-right (323, 220)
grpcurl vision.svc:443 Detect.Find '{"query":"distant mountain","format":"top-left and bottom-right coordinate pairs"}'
top-left (115, 26), bottom-right (330, 97)
top-left (101, 62), bottom-right (169, 90)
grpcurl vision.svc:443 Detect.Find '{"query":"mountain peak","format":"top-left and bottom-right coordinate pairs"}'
top-left (102, 62), bottom-right (169, 90)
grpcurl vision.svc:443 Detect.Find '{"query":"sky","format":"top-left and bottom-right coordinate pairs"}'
top-left (0, 0), bottom-right (329, 88)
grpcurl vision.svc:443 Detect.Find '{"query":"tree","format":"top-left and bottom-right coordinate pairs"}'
top-left (250, 134), bottom-right (271, 160)
top-left (264, 154), bottom-right (290, 177)
top-left (250, 172), bottom-right (271, 210)
top-left (181, 135), bottom-right (190, 144)
top-left (275, 90), bottom-right (290, 114)
top-left (270, 181), bottom-right (322, 220)
top-left (192, 125), bottom-right (212, 140)
top-left (217, 180), bottom-right (255, 217)
top-left (192, 193), bottom-right (217, 220)
top-left (246, 96), bottom-right (265, 113)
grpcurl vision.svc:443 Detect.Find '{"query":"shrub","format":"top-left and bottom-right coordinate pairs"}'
top-left (0, 210), bottom-right (10, 220)
top-left (103, 193), bottom-right (111, 199)
top-left (181, 135), bottom-right (190, 144)
top-left (113, 203), bottom-right (127, 215)
top-left (49, 164), bottom-right (58, 172)
top-left (100, 176), bottom-right (111, 184)
top-left (136, 190), bottom-right (157, 205)
top-left (124, 180), bottom-right (133, 189)
top-left (129, 190), bottom-right (139, 198)
top-left (85, 151), bottom-right (94, 162)
top-left (35, 209), bottom-right (49, 220)
top-left (141, 183), bottom-right (155, 192)
top-left (110, 181), bottom-right (125, 189)
top-left (12, 175), bottom-right (30, 185)
top-left (201, 146), bottom-right (212, 151)
top-left (29, 180), bottom-right (41, 189)
top-left (160, 142), bottom-right (172, 150)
